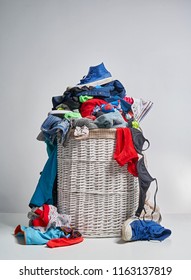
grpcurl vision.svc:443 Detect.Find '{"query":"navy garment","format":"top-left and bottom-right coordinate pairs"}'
top-left (52, 80), bottom-right (126, 110)
top-left (75, 79), bottom-right (126, 98)
top-left (75, 85), bottom-right (112, 98)
top-left (102, 80), bottom-right (126, 98)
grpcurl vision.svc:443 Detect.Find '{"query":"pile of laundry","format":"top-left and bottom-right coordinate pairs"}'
top-left (15, 204), bottom-right (83, 247)
top-left (14, 63), bottom-right (171, 246)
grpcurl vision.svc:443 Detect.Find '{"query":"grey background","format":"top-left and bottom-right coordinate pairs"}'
top-left (0, 0), bottom-right (191, 214)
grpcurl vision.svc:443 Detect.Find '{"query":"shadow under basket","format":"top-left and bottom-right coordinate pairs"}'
top-left (57, 128), bottom-right (139, 237)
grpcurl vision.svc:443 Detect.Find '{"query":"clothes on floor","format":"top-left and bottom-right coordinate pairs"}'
top-left (15, 204), bottom-right (83, 248)
top-left (47, 236), bottom-right (84, 248)
top-left (14, 224), bottom-right (83, 247)
top-left (28, 204), bottom-right (71, 232)
top-left (14, 225), bottom-right (69, 245)
top-left (121, 217), bottom-right (171, 242)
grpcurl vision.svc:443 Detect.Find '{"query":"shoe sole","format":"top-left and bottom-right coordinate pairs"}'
top-left (76, 77), bottom-right (113, 88)
top-left (48, 110), bottom-right (73, 116)
top-left (138, 101), bottom-right (153, 122)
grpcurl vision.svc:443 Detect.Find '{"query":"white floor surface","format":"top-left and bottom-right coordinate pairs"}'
top-left (0, 213), bottom-right (190, 260)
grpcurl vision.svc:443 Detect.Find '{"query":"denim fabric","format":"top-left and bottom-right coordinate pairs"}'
top-left (41, 114), bottom-right (70, 144)
top-left (75, 85), bottom-right (114, 98)
top-left (103, 80), bottom-right (126, 98)
top-left (76, 80), bottom-right (126, 98)
top-left (52, 80), bottom-right (126, 110)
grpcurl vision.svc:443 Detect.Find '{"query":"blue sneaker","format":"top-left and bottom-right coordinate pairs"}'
top-left (122, 218), bottom-right (171, 242)
top-left (77, 62), bottom-right (113, 88)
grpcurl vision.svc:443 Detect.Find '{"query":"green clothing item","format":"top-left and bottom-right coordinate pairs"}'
top-left (79, 95), bottom-right (93, 103)
top-left (132, 120), bottom-right (139, 129)
top-left (64, 112), bottom-right (82, 119)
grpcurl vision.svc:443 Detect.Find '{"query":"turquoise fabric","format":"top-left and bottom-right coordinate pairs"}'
top-left (29, 143), bottom-right (57, 208)
top-left (16, 225), bottom-right (69, 245)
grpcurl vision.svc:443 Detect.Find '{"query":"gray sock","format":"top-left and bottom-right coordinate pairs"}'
top-left (94, 110), bottom-right (127, 128)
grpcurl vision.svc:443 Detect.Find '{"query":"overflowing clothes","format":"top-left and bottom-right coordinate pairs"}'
top-left (15, 62), bottom-right (171, 245)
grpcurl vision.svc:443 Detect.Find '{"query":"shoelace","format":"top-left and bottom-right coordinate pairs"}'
top-left (131, 103), bottom-right (139, 120)
top-left (80, 72), bottom-right (96, 82)
top-left (151, 179), bottom-right (159, 218)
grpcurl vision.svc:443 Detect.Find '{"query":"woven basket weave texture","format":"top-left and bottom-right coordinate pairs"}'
top-left (57, 129), bottom-right (139, 237)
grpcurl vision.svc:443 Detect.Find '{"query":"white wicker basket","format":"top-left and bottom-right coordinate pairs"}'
top-left (57, 128), bottom-right (139, 237)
